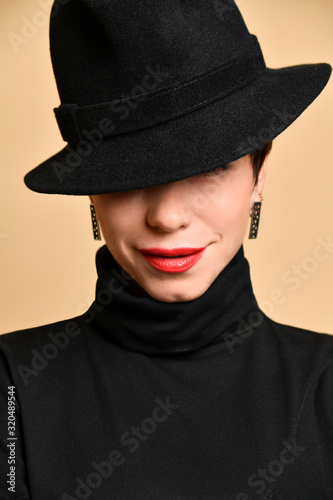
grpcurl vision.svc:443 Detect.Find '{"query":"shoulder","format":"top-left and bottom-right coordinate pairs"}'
top-left (269, 317), bottom-right (333, 343)
top-left (267, 317), bottom-right (333, 350)
top-left (0, 316), bottom-right (84, 356)
top-left (264, 315), bottom-right (333, 379)
top-left (0, 316), bottom-right (88, 387)
top-left (258, 317), bottom-right (333, 427)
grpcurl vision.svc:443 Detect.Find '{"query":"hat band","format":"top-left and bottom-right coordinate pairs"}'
top-left (54, 36), bottom-right (266, 146)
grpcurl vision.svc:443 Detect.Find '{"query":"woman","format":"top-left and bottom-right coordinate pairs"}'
top-left (1, 1), bottom-right (332, 499)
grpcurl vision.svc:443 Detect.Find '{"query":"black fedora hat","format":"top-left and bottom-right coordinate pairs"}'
top-left (24, 0), bottom-right (331, 195)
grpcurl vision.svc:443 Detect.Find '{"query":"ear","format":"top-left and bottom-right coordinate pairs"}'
top-left (252, 157), bottom-right (268, 203)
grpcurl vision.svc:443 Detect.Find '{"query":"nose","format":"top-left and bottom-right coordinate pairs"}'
top-left (145, 180), bottom-right (191, 232)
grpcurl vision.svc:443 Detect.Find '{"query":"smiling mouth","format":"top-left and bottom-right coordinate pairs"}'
top-left (138, 248), bottom-right (206, 273)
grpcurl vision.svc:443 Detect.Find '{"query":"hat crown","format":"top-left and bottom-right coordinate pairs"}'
top-left (25, 0), bottom-right (331, 194)
top-left (50, 0), bottom-right (253, 106)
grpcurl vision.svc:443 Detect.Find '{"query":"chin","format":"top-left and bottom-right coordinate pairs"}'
top-left (146, 280), bottom-right (210, 303)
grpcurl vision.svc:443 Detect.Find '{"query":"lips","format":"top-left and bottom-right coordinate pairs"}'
top-left (139, 247), bottom-right (206, 273)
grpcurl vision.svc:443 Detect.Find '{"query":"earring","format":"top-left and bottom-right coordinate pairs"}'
top-left (248, 193), bottom-right (263, 240)
top-left (90, 204), bottom-right (101, 240)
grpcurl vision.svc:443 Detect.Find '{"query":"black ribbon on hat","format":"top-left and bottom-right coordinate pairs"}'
top-left (54, 36), bottom-right (266, 146)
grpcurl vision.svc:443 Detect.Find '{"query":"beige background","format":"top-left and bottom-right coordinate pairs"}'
top-left (1, 0), bottom-right (332, 335)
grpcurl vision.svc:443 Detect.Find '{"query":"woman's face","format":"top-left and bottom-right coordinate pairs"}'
top-left (90, 154), bottom-right (267, 302)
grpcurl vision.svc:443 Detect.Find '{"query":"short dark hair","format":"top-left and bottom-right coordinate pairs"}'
top-left (250, 141), bottom-right (273, 184)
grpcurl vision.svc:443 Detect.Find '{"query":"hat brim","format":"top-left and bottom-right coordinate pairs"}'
top-left (24, 63), bottom-right (331, 195)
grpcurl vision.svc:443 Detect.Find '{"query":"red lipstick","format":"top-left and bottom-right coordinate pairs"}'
top-left (139, 247), bottom-right (206, 273)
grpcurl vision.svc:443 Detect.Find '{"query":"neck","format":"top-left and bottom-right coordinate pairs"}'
top-left (86, 245), bottom-right (258, 355)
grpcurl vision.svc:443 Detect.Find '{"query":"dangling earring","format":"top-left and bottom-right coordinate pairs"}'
top-left (90, 204), bottom-right (101, 240)
top-left (248, 193), bottom-right (263, 239)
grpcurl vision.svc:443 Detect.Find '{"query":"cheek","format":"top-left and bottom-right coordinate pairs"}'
top-left (97, 196), bottom-right (142, 241)
top-left (231, 186), bottom-right (252, 218)
top-left (203, 178), bottom-right (253, 232)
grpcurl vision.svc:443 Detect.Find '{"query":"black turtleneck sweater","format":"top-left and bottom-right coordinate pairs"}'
top-left (1, 245), bottom-right (333, 500)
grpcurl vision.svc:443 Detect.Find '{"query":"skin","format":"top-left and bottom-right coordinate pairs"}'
top-left (90, 154), bottom-right (267, 303)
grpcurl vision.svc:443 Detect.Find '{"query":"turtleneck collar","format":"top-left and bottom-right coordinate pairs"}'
top-left (88, 245), bottom-right (258, 355)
